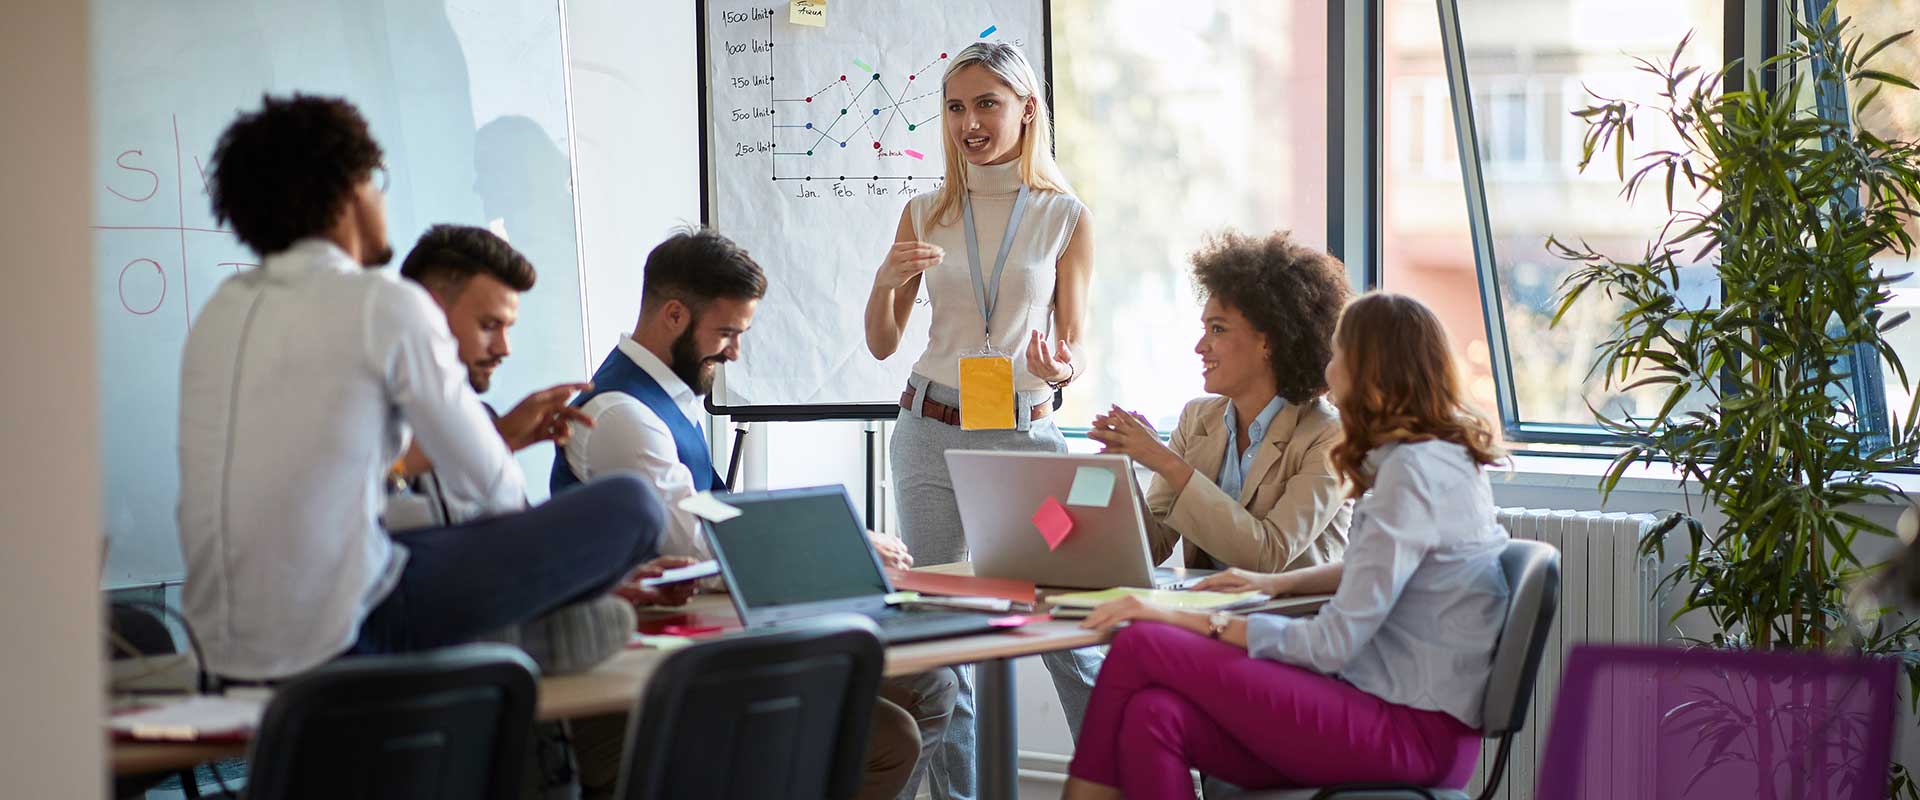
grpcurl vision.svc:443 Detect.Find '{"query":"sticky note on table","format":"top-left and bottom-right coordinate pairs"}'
top-left (1032, 496), bottom-right (1074, 550)
top-left (958, 355), bottom-right (1016, 430)
top-left (1067, 465), bottom-right (1117, 507)
top-left (790, 0), bottom-right (826, 27)
top-left (678, 492), bottom-right (741, 523)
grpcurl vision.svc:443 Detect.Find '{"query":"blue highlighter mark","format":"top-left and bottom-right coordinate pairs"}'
top-left (979, 24), bottom-right (997, 38)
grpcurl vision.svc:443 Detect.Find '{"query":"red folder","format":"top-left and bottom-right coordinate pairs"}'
top-left (887, 569), bottom-right (1037, 605)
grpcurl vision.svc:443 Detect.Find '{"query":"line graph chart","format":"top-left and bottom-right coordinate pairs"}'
top-left (716, 5), bottom-right (1031, 186)
top-left (700, 0), bottom-right (1046, 412)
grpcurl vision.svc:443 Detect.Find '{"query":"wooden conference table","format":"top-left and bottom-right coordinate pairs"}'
top-left (112, 564), bottom-right (1321, 797)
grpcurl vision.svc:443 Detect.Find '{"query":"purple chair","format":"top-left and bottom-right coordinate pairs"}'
top-left (1536, 644), bottom-right (1899, 799)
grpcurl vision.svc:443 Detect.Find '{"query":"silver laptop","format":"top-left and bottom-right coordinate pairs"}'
top-left (701, 485), bottom-right (1002, 643)
top-left (945, 451), bottom-right (1215, 590)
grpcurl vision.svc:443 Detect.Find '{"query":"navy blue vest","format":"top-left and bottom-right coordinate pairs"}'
top-left (549, 347), bottom-right (727, 495)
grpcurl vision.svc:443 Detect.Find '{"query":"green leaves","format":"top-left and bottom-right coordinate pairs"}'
top-left (1552, 9), bottom-right (1920, 673)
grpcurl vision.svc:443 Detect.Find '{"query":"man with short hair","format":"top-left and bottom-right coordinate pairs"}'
top-left (553, 228), bottom-right (954, 800)
top-left (178, 93), bottom-right (667, 683)
top-left (400, 223), bottom-right (534, 396)
top-left (385, 222), bottom-right (562, 526)
top-left (392, 223), bottom-right (696, 796)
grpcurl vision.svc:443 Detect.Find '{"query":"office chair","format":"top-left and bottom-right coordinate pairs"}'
top-left (1534, 643), bottom-right (1898, 799)
top-left (242, 643), bottom-right (538, 800)
top-left (615, 613), bottom-right (886, 800)
top-left (1218, 538), bottom-right (1561, 800)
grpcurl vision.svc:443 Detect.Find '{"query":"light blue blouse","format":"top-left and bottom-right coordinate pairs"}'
top-left (1246, 440), bottom-right (1511, 728)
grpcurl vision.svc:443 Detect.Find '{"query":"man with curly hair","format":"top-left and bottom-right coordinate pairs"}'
top-left (177, 94), bottom-right (671, 683)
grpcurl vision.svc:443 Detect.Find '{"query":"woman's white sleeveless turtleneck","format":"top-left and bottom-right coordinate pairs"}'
top-left (906, 160), bottom-right (1084, 392)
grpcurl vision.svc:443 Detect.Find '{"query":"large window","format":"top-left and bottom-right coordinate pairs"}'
top-left (1836, 0), bottom-right (1920, 429)
top-left (1050, 0), bottom-right (1328, 431)
top-left (1381, 1), bottom-right (1486, 411)
top-left (1389, 0), bottom-right (1729, 447)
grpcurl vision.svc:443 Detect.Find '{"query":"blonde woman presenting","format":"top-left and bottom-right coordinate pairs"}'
top-left (863, 41), bottom-right (1094, 800)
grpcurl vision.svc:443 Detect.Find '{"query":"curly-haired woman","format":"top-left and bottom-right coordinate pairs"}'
top-left (1089, 230), bottom-right (1354, 576)
top-left (1064, 293), bottom-right (1512, 799)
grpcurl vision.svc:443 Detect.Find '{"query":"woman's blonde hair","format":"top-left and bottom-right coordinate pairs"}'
top-left (1328, 293), bottom-right (1505, 498)
top-left (926, 42), bottom-right (1073, 226)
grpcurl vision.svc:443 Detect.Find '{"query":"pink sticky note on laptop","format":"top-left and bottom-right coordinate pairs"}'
top-left (1032, 496), bottom-right (1075, 551)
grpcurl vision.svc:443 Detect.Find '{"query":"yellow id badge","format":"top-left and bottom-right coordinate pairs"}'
top-left (958, 354), bottom-right (1016, 430)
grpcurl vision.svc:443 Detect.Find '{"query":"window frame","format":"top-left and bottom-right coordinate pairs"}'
top-left (1428, 0), bottom-right (1783, 450)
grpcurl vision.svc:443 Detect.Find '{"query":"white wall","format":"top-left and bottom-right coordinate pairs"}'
top-left (0, 1), bottom-right (106, 795)
top-left (566, 0), bottom-right (703, 363)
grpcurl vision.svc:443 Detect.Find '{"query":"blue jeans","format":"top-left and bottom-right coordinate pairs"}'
top-left (351, 474), bottom-right (664, 654)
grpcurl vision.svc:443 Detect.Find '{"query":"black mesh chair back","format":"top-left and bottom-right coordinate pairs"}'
top-left (242, 643), bottom-right (538, 800)
top-left (616, 614), bottom-right (885, 800)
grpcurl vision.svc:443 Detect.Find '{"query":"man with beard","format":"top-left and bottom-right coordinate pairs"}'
top-left (551, 228), bottom-right (955, 800)
top-left (388, 223), bottom-right (669, 533)
top-left (393, 223), bottom-right (696, 796)
top-left (178, 94), bottom-right (667, 685)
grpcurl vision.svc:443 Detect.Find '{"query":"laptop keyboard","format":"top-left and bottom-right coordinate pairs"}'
top-left (1153, 567), bottom-right (1219, 591)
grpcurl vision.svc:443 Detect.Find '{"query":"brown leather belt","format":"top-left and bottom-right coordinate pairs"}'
top-left (901, 384), bottom-right (1051, 427)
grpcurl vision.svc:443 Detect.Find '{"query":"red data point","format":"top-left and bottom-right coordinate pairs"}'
top-left (839, 74), bottom-right (847, 81)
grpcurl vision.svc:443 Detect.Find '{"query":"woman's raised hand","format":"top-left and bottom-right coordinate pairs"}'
top-left (1025, 330), bottom-right (1074, 382)
top-left (876, 241), bottom-right (944, 290)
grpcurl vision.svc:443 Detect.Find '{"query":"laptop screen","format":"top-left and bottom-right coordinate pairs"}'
top-left (704, 487), bottom-right (892, 610)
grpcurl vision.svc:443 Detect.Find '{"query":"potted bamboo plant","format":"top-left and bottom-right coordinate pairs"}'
top-left (1550, 7), bottom-right (1920, 795)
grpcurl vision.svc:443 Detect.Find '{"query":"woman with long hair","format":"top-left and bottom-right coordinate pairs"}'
top-left (1062, 293), bottom-right (1511, 799)
top-left (863, 41), bottom-right (1093, 799)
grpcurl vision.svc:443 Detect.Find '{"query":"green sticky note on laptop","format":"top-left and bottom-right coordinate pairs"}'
top-left (1066, 465), bottom-right (1117, 507)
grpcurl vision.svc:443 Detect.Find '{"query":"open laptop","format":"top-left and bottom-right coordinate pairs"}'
top-left (701, 485), bottom-right (1003, 644)
top-left (946, 451), bottom-right (1217, 590)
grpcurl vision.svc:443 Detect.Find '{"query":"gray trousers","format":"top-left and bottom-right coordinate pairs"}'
top-left (890, 375), bottom-right (1103, 799)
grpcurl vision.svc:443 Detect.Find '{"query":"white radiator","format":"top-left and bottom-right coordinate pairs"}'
top-left (1466, 508), bottom-right (1662, 800)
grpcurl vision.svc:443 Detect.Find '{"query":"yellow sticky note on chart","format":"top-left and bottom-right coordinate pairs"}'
top-left (790, 0), bottom-right (826, 27)
top-left (958, 355), bottom-right (1016, 431)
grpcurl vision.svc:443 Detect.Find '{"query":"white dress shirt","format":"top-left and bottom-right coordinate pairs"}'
top-left (561, 336), bottom-right (712, 559)
top-left (178, 238), bottom-right (526, 679)
top-left (1246, 440), bottom-right (1511, 728)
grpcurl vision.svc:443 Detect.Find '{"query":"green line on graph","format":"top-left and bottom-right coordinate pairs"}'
top-left (853, 58), bottom-right (873, 73)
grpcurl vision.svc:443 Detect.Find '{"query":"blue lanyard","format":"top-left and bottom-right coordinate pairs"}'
top-left (962, 182), bottom-right (1031, 341)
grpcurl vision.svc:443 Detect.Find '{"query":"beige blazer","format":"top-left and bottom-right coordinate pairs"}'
top-left (1144, 395), bottom-right (1352, 573)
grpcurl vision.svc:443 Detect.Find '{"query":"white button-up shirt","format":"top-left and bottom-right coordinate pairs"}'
top-left (560, 336), bottom-right (712, 559)
top-left (178, 239), bottom-right (526, 679)
top-left (1247, 440), bottom-right (1511, 728)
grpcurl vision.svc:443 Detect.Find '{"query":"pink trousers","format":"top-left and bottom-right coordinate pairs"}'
top-left (1067, 622), bottom-right (1481, 798)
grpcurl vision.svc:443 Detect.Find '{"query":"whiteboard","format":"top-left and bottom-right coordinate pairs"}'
top-left (699, 0), bottom-right (1050, 417)
top-left (91, 0), bottom-right (588, 587)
